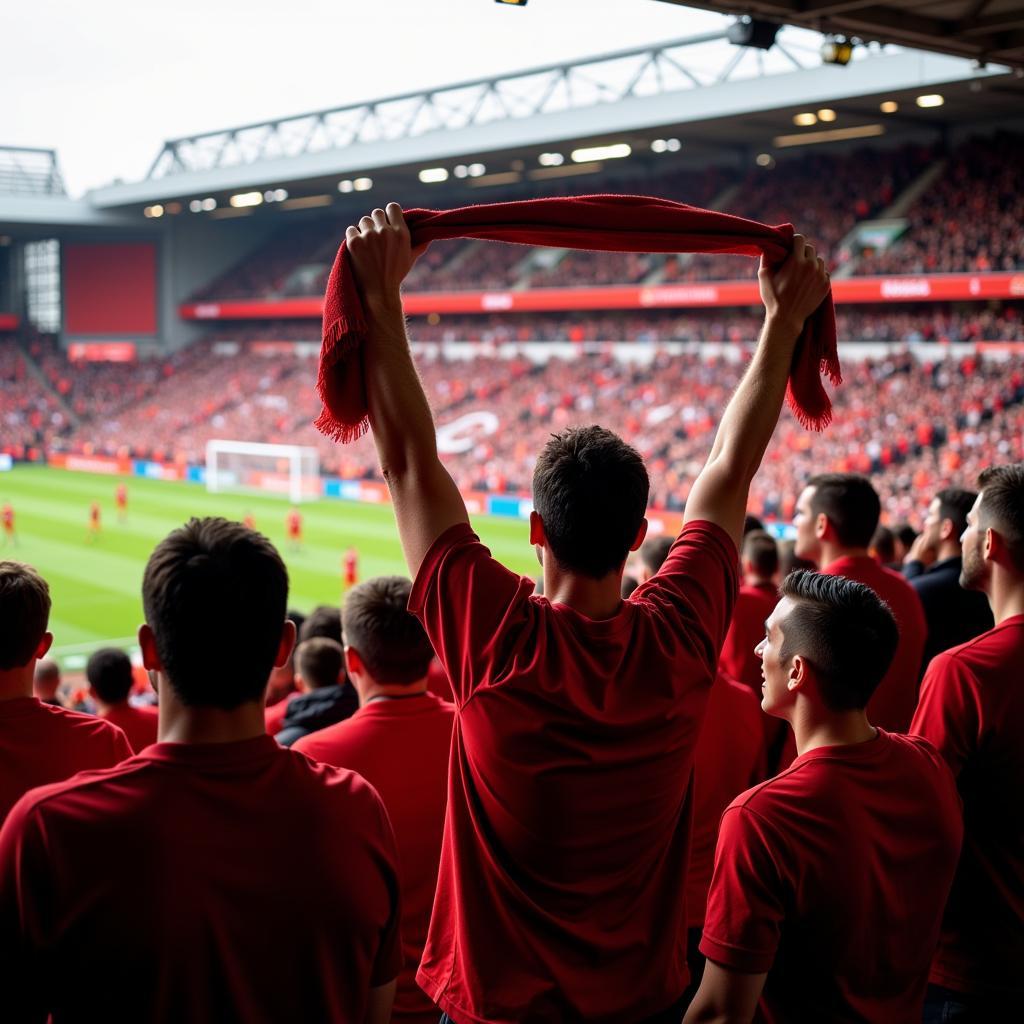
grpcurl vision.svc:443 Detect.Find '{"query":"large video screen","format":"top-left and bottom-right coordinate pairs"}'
top-left (64, 242), bottom-right (157, 335)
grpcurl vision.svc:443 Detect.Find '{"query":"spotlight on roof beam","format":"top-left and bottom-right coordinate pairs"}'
top-left (538, 152), bottom-right (564, 166)
top-left (230, 191), bottom-right (263, 208)
top-left (726, 17), bottom-right (779, 51)
top-left (419, 167), bottom-right (449, 183)
top-left (571, 143), bottom-right (630, 163)
top-left (821, 37), bottom-right (854, 66)
top-left (880, 100), bottom-right (898, 114)
top-left (916, 94), bottom-right (944, 108)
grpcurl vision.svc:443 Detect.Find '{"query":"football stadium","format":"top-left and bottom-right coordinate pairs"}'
top-left (1, 1), bottom-right (1023, 1020)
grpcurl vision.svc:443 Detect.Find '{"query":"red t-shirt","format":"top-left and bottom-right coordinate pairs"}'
top-left (910, 614), bottom-right (1024, 997)
top-left (287, 511), bottom-right (302, 536)
top-left (296, 692), bottom-right (456, 1024)
top-left (0, 735), bottom-right (402, 1023)
top-left (1, 506), bottom-right (12, 529)
top-left (265, 689), bottom-right (298, 736)
top-left (701, 730), bottom-right (962, 1023)
top-left (0, 697), bottom-right (132, 822)
top-left (687, 672), bottom-right (765, 929)
top-left (99, 703), bottom-right (159, 754)
top-left (410, 519), bottom-right (738, 1022)
top-left (719, 581), bottom-right (778, 692)
top-left (822, 554), bottom-right (927, 731)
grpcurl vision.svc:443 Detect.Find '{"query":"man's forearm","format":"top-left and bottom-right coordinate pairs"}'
top-left (361, 294), bottom-right (439, 481)
top-left (705, 315), bottom-right (801, 483)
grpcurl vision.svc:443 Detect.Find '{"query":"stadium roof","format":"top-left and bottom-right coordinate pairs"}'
top-left (0, 25), bottom-right (1018, 230)
top-left (81, 37), bottom-right (1010, 212)
top-left (661, 1), bottom-right (1024, 69)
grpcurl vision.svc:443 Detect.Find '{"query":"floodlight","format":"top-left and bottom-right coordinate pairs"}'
top-left (821, 38), bottom-right (854, 65)
top-left (727, 17), bottom-right (779, 51)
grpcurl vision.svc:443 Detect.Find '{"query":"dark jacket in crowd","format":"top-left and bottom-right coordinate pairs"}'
top-left (276, 683), bottom-right (359, 748)
top-left (903, 556), bottom-right (994, 671)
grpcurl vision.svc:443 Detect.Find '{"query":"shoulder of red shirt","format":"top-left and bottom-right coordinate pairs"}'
top-left (930, 613), bottom-right (1023, 666)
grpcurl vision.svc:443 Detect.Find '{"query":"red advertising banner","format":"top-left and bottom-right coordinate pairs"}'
top-left (67, 341), bottom-right (137, 363)
top-left (0, 313), bottom-right (19, 332)
top-left (180, 272), bottom-right (1024, 322)
top-left (65, 243), bottom-right (157, 335)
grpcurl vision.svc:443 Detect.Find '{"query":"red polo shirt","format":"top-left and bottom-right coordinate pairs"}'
top-left (701, 730), bottom-right (962, 1023)
top-left (296, 692), bottom-right (456, 1023)
top-left (687, 672), bottom-right (765, 929)
top-left (99, 703), bottom-right (159, 753)
top-left (0, 735), bottom-right (402, 1023)
top-left (0, 697), bottom-right (131, 822)
top-left (719, 581), bottom-right (778, 693)
top-left (410, 519), bottom-right (738, 1023)
top-left (822, 554), bottom-right (927, 731)
top-left (911, 614), bottom-right (1024, 998)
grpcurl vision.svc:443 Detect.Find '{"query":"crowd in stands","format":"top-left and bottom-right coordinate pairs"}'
top-left (0, 341), bottom-right (67, 457)
top-left (857, 132), bottom-right (1024, 275)
top-left (38, 325), bottom-right (1023, 528)
top-left (2, 220), bottom-right (1020, 1022)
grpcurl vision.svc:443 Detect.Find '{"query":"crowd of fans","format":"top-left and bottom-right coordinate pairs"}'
top-left (32, 322), bottom-right (1021, 526)
top-left (857, 132), bottom-right (1024, 275)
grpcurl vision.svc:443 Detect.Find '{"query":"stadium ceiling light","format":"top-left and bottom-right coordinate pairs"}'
top-left (916, 94), bottom-right (944, 108)
top-left (189, 200), bottom-right (203, 213)
top-left (280, 194), bottom-right (333, 210)
top-left (143, 205), bottom-right (164, 218)
top-left (821, 37), bottom-right (854, 66)
top-left (201, 197), bottom-right (217, 212)
top-left (468, 171), bottom-right (523, 188)
top-left (468, 163), bottom-right (486, 177)
top-left (570, 143), bottom-right (630, 163)
top-left (338, 179), bottom-right (354, 193)
top-left (453, 165), bottom-right (469, 179)
top-left (527, 161), bottom-right (604, 182)
top-left (165, 201), bottom-right (183, 215)
top-left (353, 177), bottom-right (373, 191)
top-left (419, 167), bottom-right (449, 183)
top-left (263, 189), bottom-right (288, 202)
top-left (755, 153), bottom-right (775, 168)
top-left (726, 17), bottom-right (778, 51)
top-left (537, 152), bottom-right (564, 166)
top-left (773, 123), bottom-right (884, 148)
top-left (230, 191), bottom-right (263, 208)
top-left (817, 109), bottom-right (838, 122)
top-left (793, 112), bottom-right (817, 127)
top-left (880, 100), bottom-right (899, 114)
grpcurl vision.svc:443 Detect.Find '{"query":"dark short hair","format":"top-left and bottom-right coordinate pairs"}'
top-left (86, 647), bottom-right (134, 704)
top-left (778, 570), bottom-right (899, 712)
top-left (299, 605), bottom-right (342, 646)
top-left (743, 530), bottom-right (779, 578)
top-left (639, 535), bottom-right (674, 577)
top-left (936, 487), bottom-right (977, 539)
top-left (0, 561), bottom-right (51, 670)
top-left (777, 540), bottom-right (816, 578)
top-left (296, 637), bottom-right (344, 690)
top-left (808, 473), bottom-right (881, 549)
top-left (743, 514), bottom-right (765, 536)
top-left (533, 425), bottom-right (649, 579)
top-left (342, 576), bottom-right (434, 685)
top-left (142, 517), bottom-right (289, 709)
top-left (977, 464), bottom-right (1024, 571)
top-left (894, 523), bottom-right (918, 550)
top-left (870, 525), bottom-right (896, 564)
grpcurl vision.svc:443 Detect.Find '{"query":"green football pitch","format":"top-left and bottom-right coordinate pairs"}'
top-left (0, 465), bottom-right (539, 671)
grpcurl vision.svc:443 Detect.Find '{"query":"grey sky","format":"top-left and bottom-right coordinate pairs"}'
top-left (3, 0), bottom-right (733, 196)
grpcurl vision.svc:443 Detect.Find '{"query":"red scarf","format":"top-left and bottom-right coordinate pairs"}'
top-left (315, 194), bottom-right (840, 442)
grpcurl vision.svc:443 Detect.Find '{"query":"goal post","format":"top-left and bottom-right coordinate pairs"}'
top-left (205, 440), bottom-right (321, 504)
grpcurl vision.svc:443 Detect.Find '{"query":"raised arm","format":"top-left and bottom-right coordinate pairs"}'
top-left (683, 236), bottom-right (830, 548)
top-left (346, 204), bottom-right (469, 576)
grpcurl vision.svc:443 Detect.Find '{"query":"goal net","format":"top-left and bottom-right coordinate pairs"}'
top-left (205, 440), bottom-right (320, 504)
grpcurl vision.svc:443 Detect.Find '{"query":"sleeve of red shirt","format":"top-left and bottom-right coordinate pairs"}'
top-left (0, 804), bottom-right (50, 1023)
top-left (106, 721), bottom-right (133, 763)
top-left (910, 651), bottom-right (981, 777)
top-left (632, 520), bottom-right (740, 673)
top-left (409, 522), bottom-right (536, 707)
top-left (699, 804), bottom-right (787, 974)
